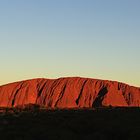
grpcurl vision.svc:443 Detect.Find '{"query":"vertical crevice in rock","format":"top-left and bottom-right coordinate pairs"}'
top-left (36, 81), bottom-right (47, 103)
top-left (11, 82), bottom-right (24, 107)
top-left (76, 79), bottom-right (88, 105)
top-left (92, 87), bottom-right (108, 107)
top-left (54, 82), bottom-right (67, 107)
top-left (43, 79), bottom-right (62, 106)
top-left (22, 86), bottom-right (29, 106)
top-left (126, 92), bottom-right (132, 105)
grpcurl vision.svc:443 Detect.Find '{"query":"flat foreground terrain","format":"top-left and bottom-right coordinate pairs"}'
top-left (0, 108), bottom-right (140, 140)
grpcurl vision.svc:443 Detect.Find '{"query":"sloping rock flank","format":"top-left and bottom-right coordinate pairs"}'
top-left (0, 77), bottom-right (140, 108)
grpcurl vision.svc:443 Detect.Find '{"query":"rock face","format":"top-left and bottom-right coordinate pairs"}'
top-left (0, 77), bottom-right (140, 108)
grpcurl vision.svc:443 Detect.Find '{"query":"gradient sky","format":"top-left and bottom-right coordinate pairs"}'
top-left (0, 0), bottom-right (140, 87)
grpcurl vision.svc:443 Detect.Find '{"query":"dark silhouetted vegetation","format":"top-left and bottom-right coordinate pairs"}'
top-left (0, 107), bottom-right (140, 140)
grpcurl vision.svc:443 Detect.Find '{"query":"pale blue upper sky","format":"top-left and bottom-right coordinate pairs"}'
top-left (0, 0), bottom-right (140, 86)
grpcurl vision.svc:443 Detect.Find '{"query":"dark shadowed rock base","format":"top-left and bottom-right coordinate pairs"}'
top-left (0, 108), bottom-right (140, 140)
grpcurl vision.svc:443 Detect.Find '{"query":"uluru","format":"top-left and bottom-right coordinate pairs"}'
top-left (0, 77), bottom-right (139, 109)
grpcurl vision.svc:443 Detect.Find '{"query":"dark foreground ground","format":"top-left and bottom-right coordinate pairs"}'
top-left (0, 107), bottom-right (140, 140)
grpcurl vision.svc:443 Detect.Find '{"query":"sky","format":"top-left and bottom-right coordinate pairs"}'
top-left (0, 0), bottom-right (140, 87)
